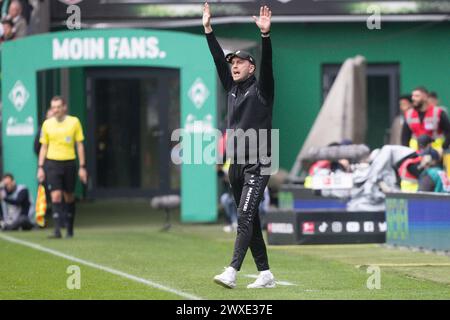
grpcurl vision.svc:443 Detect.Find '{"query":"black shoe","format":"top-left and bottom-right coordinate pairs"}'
top-left (48, 232), bottom-right (62, 239)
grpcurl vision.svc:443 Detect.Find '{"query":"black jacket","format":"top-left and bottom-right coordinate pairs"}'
top-left (206, 32), bottom-right (274, 162)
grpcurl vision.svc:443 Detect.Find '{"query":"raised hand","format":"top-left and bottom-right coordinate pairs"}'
top-left (252, 5), bottom-right (272, 33)
top-left (203, 2), bottom-right (212, 33)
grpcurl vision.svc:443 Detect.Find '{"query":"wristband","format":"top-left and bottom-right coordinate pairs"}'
top-left (261, 31), bottom-right (270, 36)
top-left (38, 165), bottom-right (44, 169)
top-left (79, 165), bottom-right (86, 168)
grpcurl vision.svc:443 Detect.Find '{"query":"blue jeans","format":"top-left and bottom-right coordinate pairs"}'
top-left (220, 193), bottom-right (237, 225)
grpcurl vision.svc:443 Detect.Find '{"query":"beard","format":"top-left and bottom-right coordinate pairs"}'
top-left (413, 100), bottom-right (426, 110)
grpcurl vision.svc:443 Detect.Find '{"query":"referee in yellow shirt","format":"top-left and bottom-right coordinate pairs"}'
top-left (37, 96), bottom-right (87, 238)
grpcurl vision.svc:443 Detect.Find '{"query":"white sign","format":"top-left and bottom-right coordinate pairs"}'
top-left (331, 221), bottom-right (343, 233)
top-left (268, 223), bottom-right (294, 234)
top-left (184, 114), bottom-right (214, 133)
top-left (311, 173), bottom-right (353, 190)
top-left (346, 221), bottom-right (361, 233)
top-left (6, 117), bottom-right (34, 136)
top-left (363, 221), bottom-right (375, 233)
top-left (8, 81), bottom-right (30, 112)
top-left (318, 222), bottom-right (328, 233)
top-left (52, 37), bottom-right (167, 61)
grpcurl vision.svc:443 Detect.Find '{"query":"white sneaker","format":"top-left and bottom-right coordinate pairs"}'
top-left (223, 225), bottom-right (232, 233)
top-left (247, 270), bottom-right (276, 289)
top-left (213, 267), bottom-right (237, 289)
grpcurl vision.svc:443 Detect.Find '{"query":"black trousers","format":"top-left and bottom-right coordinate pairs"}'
top-left (228, 162), bottom-right (270, 272)
top-left (3, 215), bottom-right (34, 231)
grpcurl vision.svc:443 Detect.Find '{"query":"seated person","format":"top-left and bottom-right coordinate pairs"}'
top-left (0, 173), bottom-right (34, 231)
top-left (418, 148), bottom-right (450, 193)
top-left (397, 135), bottom-right (435, 192)
top-left (218, 160), bottom-right (237, 233)
top-left (258, 187), bottom-right (270, 230)
top-left (304, 142), bottom-right (352, 189)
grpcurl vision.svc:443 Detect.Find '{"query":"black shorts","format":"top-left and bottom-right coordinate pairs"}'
top-left (46, 159), bottom-right (77, 193)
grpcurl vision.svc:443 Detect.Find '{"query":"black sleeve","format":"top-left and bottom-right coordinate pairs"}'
top-left (205, 32), bottom-right (233, 92)
top-left (401, 119), bottom-right (412, 147)
top-left (34, 127), bottom-right (41, 156)
top-left (259, 36), bottom-right (274, 104)
top-left (4, 189), bottom-right (29, 211)
top-left (439, 110), bottom-right (450, 150)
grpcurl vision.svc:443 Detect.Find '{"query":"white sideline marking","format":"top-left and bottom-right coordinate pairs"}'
top-left (356, 263), bottom-right (450, 268)
top-left (244, 274), bottom-right (297, 286)
top-left (0, 234), bottom-right (202, 300)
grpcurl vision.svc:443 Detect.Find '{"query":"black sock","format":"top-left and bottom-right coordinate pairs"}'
top-left (66, 202), bottom-right (76, 236)
top-left (52, 202), bottom-right (64, 235)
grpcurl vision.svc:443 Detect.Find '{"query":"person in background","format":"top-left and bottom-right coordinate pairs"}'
top-left (6, 0), bottom-right (26, 38)
top-left (219, 160), bottom-right (238, 233)
top-left (304, 142), bottom-right (351, 189)
top-left (428, 91), bottom-right (448, 114)
top-left (390, 95), bottom-right (412, 145)
top-left (0, 18), bottom-right (14, 43)
top-left (398, 135), bottom-right (434, 192)
top-left (258, 186), bottom-right (270, 230)
top-left (418, 148), bottom-right (450, 193)
top-left (401, 86), bottom-right (450, 154)
top-left (0, 173), bottom-right (34, 231)
top-left (37, 96), bottom-right (87, 239)
top-left (34, 108), bottom-right (55, 219)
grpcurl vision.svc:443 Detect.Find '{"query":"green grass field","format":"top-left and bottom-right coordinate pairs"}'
top-left (1, 200), bottom-right (449, 300)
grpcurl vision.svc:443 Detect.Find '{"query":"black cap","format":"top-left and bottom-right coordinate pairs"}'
top-left (417, 134), bottom-right (433, 149)
top-left (225, 50), bottom-right (256, 66)
top-left (421, 147), bottom-right (440, 161)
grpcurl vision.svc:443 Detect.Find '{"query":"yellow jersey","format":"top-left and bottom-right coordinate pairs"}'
top-left (40, 116), bottom-right (85, 161)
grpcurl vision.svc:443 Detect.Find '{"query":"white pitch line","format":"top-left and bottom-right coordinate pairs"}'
top-left (0, 233), bottom-right (202, 300)
top-left (356, 263), bottom-right (450, 268)
top-left (244, 274), bottom-right (297, 286)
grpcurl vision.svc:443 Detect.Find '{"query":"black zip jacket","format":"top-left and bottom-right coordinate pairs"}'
top-left (206, 31), bottom-right (274, 163)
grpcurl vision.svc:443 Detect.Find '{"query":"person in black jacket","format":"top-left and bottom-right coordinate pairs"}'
top-left (204, 2), bottom-right (276, 289)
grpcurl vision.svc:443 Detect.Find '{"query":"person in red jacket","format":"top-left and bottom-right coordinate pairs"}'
top-left (401, 86), bottom-right (450, 153)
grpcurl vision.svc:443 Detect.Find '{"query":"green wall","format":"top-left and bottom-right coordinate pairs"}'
top-left (177, 21), bottom-right (450, 171)
top-left (2, 29), bottom-right (218, 221)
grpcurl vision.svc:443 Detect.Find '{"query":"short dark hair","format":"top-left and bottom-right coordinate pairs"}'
top-left (399, 94), bottom-right (412, 103)
top-left (429, 91), bottom-right (438, 99)
top-left (2, 173), bottom-right (14, 180)
top-left (51, 96), bottom-right (66, 105)
top-left (1, 18), bottom-right (13, 27)
top-left (413, 86), bottom-right (429, 95)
